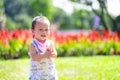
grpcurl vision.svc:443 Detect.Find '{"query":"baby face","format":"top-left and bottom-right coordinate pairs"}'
top-left (32, 22), bottom-right (50, 42)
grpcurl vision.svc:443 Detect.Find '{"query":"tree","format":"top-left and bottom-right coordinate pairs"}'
top-left (71, 9), bottom-right (94, 29)
top-left (52, 8), bottom-right (72, 30)
top-left (4, 0), bottom-right (30, 21)
top-left (4, 0), bottom-right (32, 29)
top-left (69, 0), bottom-right (120, 33)
top-left (0, 0), bottom-right (4, 16)
top-left (27, 0), bottom-right (54, 20)
top-left (0, 0), bottom-right (4, 30)
top-left (3, 0), bottom-right (55, 29)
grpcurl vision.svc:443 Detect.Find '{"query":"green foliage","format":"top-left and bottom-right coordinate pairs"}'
top-left (3, 0), bottom-right (119, 31)
top-left (56, 43), bottom-right (68, 56)
top-left (27, 0), bottom-right (54, 20)
top-left (70, 0), bottom-right (80, 3)
top-left (115, 15), bottom-right (120, 33)
top-left (0, 39), bottom-right (29, 59)
top-left (4, 0), bottom-right (30, 20)
top-left (51, 8), bottom-right (72, 30)
top-left (15, 14), bottom-right (32, 29)
top-left (3, 0), bottom-right (97, 30)
top-left (71, 9), bottom-right (94, 29)
top-left (5, 16), bottom-right (17, 30)
top-left (115, 42), bottom-right (120, 54)
top-left (69, 0), bottom-right (120, 32)
top-left (4, 0), bottom-right (54, 30)
top-left (0, 0), bottom-right (3, 15)
top-left (60, 16), bottom-right (72, 30)
top-left (9, 39), bottom-right (23, 54)
top-left (56, 39), bottom-right (119, 57)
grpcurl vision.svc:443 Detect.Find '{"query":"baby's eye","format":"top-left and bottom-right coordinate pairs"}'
top-left (45, 29), bottom-right (49, 31)
top-left (39, 29), bottom-right (42, 31)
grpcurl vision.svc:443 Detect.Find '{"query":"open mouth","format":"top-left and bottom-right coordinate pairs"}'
top-left (41, 35), bottom-right (46, 37)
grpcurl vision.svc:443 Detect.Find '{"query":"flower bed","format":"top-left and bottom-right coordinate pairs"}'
top-left (0, 29), bottom-right (120, 59)
top-left (0, 29), bottom-right (32, 59)
top-left (50, 29), bottom-right (120, 56)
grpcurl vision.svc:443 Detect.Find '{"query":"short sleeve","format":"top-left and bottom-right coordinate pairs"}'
top-left (49, 40), bottom-right (57, 53)
top-left (30, 40), bottom-right (41, 54)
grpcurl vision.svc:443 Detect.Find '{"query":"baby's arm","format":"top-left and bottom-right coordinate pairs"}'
top-left (29, 45), bottom-right (52, 61)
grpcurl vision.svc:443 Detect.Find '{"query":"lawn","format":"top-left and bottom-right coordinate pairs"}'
top-left (0, 56), bottom-right (120, 80)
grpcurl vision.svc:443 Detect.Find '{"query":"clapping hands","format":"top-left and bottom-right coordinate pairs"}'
top-left (44, 46), bottom-right (56, 58)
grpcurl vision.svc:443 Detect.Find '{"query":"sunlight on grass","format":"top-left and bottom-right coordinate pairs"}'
top-left (0, 56), bottom-right (120, 80)
top-left (0, 59), bottom-right (30, 80)
top-left (55, 56), bottom-right (120, 80)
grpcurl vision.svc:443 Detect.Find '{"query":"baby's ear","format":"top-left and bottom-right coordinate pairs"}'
top-left (31, 29), bottom-right (34, 33)
top-left (31, 29), bottom-right (35, 37)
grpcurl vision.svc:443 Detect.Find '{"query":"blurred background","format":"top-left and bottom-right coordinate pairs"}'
top-left (0, 0), bottom-right (120, 58)
top-left (0, 0), bottom-right (120, 80)
top-left (0, 0), bottom-right (120, 31)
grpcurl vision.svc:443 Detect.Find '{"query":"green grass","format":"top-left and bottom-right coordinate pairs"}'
top-left (0, 56), bottom-right (120, 80)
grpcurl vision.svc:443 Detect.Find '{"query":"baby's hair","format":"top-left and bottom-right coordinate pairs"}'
top-left (31, 16), bottom-right (50, 29)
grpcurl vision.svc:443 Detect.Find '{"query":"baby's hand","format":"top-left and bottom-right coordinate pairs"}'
top-left (45, 44), bottom-right (57, 61)
top-left (46, 45), bottom-right (53, 52)
top-left (45, 47), bottom-right (56, 58)
top-left (45, 50), bottom-right (56, 58)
